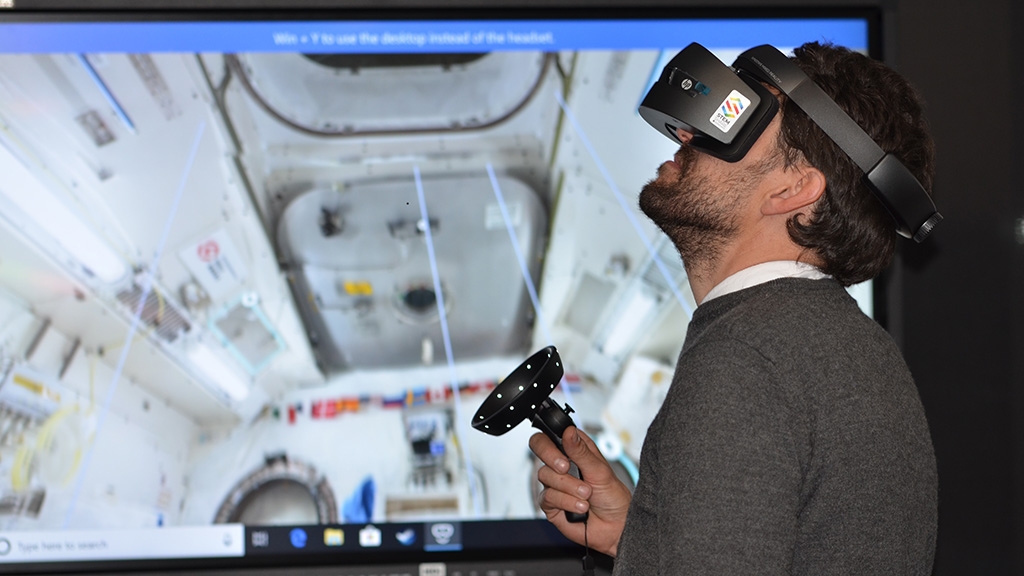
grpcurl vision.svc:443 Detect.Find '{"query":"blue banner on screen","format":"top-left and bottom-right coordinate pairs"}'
top-left (0, 19), bottom-right (868, 53)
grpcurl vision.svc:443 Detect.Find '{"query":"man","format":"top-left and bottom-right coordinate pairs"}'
top-left (529, 42), bottom-right (938, 574)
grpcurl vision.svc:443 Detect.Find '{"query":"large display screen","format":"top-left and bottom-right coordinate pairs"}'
top-left (0, 10), bottom-right (874, 574)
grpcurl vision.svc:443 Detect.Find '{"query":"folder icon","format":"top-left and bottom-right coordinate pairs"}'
top-left (324, 528), bottom-right (344, 546)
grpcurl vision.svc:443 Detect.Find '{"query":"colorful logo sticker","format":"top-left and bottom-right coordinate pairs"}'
top-left (709, 90), bottom-right (752, 133)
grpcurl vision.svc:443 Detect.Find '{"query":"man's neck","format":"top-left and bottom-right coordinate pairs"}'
top-left (686, 231), bottom-right (820, 304)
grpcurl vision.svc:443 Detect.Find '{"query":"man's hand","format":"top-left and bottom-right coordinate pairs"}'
top-left (528, 426), bottom-right (632, 557)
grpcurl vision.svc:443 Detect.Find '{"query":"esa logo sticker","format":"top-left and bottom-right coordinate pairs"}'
top-left (710, 90), bottom-right (752, 133)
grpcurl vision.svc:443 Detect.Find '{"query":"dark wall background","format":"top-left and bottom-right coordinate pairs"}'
top-left (891, 1), bottom-right (1021, 575)
top-left (749, 14), bottom-right (1018, 572)
top-left (10, 0), bottom-right (1022, 573)
top-left (659, 6), bottom-right (1023, 572)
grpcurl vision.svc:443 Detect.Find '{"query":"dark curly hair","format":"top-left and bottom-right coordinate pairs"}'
top-left (776, 42), bottom-right (935, 286)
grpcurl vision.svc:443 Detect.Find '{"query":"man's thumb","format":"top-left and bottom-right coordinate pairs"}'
top-left (562, 426), bottom-right (600, 470)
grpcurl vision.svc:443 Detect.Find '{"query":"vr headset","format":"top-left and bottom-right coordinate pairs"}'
top-left (638, 43), bottom-right (941, 242)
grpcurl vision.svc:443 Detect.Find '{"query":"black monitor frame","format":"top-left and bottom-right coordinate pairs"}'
top-left (0, 5), bottom-right (881, 575)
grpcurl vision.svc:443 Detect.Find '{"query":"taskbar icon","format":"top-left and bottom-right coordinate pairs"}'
top-left (425, 522), bottom-right (462, 552)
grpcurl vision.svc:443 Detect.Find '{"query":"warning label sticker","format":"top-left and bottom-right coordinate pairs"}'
top-left (178, 229), bottom-right (248, 303)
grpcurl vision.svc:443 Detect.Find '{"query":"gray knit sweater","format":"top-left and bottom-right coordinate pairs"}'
top-left (612, 278), bottom-right (937, 575)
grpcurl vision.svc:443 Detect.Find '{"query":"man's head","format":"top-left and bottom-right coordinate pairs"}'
top-left (776, 42), bottom-right (935, 286)
top-left (640, 42), bottom-right (935, 287)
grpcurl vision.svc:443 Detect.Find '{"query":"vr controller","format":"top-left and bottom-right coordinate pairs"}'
top-left (471, 346), bottom-right (588, 523)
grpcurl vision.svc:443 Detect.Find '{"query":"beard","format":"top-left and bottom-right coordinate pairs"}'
top-left (638, 146), bottom-right (745, 272)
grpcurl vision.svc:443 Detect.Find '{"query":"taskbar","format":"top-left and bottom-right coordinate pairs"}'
top-left (0, 519), bottom-right (572, 566)
top-left (244, 519), bottom-right (571, 555)
top-left (245, 520), bottom-right (458, 555)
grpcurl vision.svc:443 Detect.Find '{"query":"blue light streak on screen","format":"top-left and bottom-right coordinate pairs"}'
top-left (0, 19), bottom-right (868, 54)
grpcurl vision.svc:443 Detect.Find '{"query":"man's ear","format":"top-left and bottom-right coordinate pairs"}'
top-left (762, 165), bottom-right (826, 216)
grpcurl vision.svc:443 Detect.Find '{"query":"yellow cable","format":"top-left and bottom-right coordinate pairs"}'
top-left (11, 444), bottom-right (32, 491)
top-left (35, 404), bottom-right (83, 486)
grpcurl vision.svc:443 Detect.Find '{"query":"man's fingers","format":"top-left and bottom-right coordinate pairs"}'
top-left (528, 432), bottom-right (570, 474)
top-left (537, 485), bottom-right (591, 517)
top-left (530, 427), bottom-right (616, 485)
top-left (537, 462), bottom-right (593, 499)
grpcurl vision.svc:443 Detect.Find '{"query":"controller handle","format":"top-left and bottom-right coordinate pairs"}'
top-left (532, 398), bottom-right (589, 523)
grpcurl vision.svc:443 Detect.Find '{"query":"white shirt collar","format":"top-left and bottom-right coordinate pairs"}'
top-left (701, 261), bottom-right (830, 304)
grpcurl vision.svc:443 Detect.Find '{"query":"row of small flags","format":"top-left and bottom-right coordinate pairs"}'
top-left (271, 373), bottom-right (581, 424)
top-left (273, 379), bottom-right (497, 424)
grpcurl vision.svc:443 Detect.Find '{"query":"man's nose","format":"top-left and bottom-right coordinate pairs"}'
top-left (675, 127), bottom-right (694, 144)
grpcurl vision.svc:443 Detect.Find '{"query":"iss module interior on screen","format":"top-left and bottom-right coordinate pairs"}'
top-left (0, 19), bottom-right (871, 550)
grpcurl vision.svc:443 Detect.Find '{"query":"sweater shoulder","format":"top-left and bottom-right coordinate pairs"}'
top-left (687, 279), bottom-right (897, 366)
